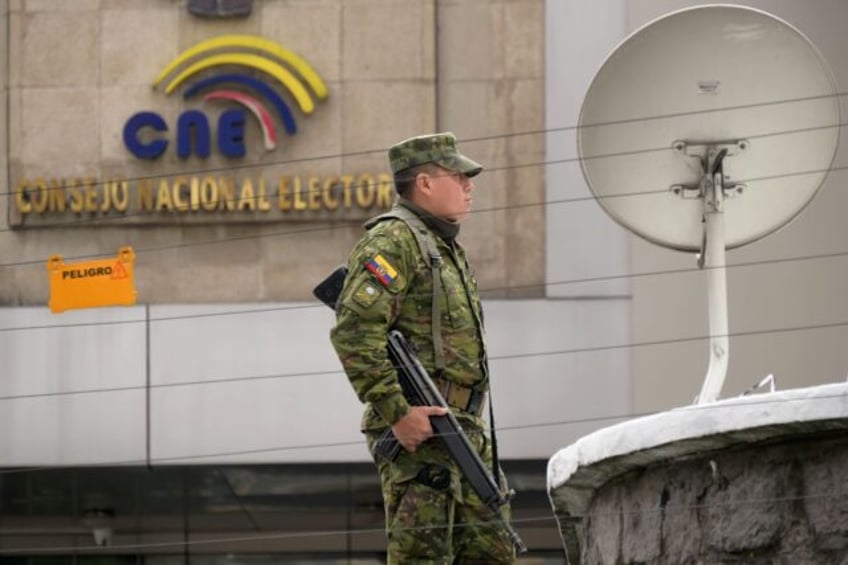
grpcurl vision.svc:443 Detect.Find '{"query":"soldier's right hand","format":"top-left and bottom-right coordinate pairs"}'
top-left (391, 406), bottom-right (449, 453)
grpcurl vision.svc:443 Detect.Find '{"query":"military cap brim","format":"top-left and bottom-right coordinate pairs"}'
top-left (389, 132), bottom-right (483, 178)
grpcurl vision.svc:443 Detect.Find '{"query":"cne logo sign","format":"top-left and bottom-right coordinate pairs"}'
top-left (123, 34), bottom-right (328, 160)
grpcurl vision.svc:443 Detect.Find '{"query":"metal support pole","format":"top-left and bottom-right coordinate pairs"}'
top-left (697, 150), bottom-right (729, 403)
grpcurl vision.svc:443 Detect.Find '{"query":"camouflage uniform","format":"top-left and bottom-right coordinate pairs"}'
top-left (330, 133), bottom-right (517, 564)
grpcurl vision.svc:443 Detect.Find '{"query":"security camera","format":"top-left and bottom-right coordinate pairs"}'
top-left (93, 526), bottom-right (113, 547)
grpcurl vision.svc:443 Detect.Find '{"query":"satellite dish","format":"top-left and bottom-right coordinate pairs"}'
top-left (577, 5), bottom-right (840, 403)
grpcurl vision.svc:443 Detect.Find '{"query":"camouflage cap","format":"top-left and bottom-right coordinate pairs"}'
top-left (388, 132), bottom-right (483, 177)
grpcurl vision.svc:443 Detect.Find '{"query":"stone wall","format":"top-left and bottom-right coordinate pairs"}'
top-left (548, 385), bottom-right (848, 564)
top-left (575, 432), bottom-right (848, 564)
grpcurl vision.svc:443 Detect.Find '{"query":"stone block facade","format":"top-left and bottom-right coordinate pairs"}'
top-left (0, 0), bottom-right (544, 305)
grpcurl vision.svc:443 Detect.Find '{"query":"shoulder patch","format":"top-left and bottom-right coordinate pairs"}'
top-left (352, 280), bottom-right (384, 309)
top-left (366, 254), bottom-right (398, 287)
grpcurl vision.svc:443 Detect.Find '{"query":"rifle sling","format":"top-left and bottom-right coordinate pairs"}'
top-left (368, 206), bottom-right (500, 483)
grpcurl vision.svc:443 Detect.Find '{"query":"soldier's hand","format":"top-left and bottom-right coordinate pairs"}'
top-left (392, 406), bottom-right (449, 453)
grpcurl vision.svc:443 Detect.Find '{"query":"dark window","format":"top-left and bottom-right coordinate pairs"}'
top-left (187, 0), bottom-right (252, 18)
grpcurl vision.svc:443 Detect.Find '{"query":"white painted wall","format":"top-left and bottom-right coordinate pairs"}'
top-left (0, 307), bottom-right (148, 466)
top-left (0, 298), bottom-right (630, 466)
top-left (545, 0), bottom-right (630, 299)
top-left (542, 0), bottom-right (634, 450)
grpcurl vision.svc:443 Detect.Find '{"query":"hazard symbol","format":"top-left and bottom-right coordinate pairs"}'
top-left (111, 260), bottom-right (128, 279)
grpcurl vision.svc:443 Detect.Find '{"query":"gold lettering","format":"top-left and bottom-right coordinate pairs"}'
top-left (138, 179), bottom-right (155, 210)
top-left (84, 178), bottom-right (98, 212)
top-left (238, 178), bottom-right (256, 211)
top-left (156, 179), bottom-right (173, 211)
top-left (30, 179), bottom-right (49, 213)
top-left (219, 177), bottom-right (237, 211)
top-left (14, 180), bottom-right (31, 214)
top-left (341, 175), bottom-right (354, 209)
top-left (293, 177), bottom-right (307, 210)
top-left (278, 177), bottom-right (292, 211)
top-left (190, 177), bottom-right (200, 211)
top-left (48, 179), bottom-right (67, 212)
top-left (322, 176), bottom-right (340, 210)
top-left (355, 174), bottom-right (376, 209)
top-left (200, 176), bottom-right (218, 211)
top-left (172, 176), bottom-right (190, 212)
top-left (257, 178), bottom-right (271, 212)
top-left (377, 173), bottom-right (393, 209)
top-left (8, 170), bottom-right (393, 220)
top-left (100, 180), bottom-right (113, 212)
top-left (111, 181), bottom-right (129, 212)
top-left (308, 176), bottom-right (321, 211)
top-left (68, 179), bottom-right (84, 213)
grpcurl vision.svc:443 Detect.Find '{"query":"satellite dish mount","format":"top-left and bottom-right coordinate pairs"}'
top-left (670, 139), bottom-right (749, 403)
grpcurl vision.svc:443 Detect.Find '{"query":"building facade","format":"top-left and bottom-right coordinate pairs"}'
top-left (1, 0), bottom-right (846, 562)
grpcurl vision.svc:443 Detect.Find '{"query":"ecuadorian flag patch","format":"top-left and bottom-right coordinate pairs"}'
top-left (366, 254), bottom-right (398, 287)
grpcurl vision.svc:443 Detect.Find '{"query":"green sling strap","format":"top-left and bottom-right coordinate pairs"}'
top-left (365, 206), bottom-right (446, 375)
top-left (365, 206), bottom-right (504, 488)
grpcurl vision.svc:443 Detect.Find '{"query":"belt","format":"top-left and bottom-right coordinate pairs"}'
top-left (433, 377), bottom-right (486, 417)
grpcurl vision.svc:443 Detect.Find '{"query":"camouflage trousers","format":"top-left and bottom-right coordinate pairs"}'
top-left (366, 422), bottom-right (517, 564)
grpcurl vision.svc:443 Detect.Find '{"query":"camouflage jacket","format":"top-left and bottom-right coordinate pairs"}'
top-left (330, 199), bottom-right (488, 432)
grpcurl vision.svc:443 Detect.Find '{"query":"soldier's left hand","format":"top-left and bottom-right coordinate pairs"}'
top-left (391, 406), bottom-right (449, 452)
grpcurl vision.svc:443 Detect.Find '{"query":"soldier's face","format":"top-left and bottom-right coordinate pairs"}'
top-left (418, 166), bottom-right (475, 222)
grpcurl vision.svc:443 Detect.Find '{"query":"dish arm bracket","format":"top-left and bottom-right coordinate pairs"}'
top-left (670, 140), bottom-right (749, 403)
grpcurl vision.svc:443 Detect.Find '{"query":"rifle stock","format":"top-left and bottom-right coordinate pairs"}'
top-left (314, 266), bottom-right (527, 554)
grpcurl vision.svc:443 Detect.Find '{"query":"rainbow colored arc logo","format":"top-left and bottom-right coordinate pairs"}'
top-left (124, 34), bottom-right (328, 159)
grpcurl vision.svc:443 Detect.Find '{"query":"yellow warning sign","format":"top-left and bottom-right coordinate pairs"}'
top-left (47, 246), bottom-right (138, 313)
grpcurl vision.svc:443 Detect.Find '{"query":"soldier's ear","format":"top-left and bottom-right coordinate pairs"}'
top-left (415, 170), bottom-right (433, 196)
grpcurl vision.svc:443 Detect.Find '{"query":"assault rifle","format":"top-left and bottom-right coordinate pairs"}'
top-left (314, 266), bottom-right (527, 554)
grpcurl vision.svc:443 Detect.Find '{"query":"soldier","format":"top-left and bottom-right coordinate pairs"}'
top-left (330, 132), bottom-right (517, 563)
